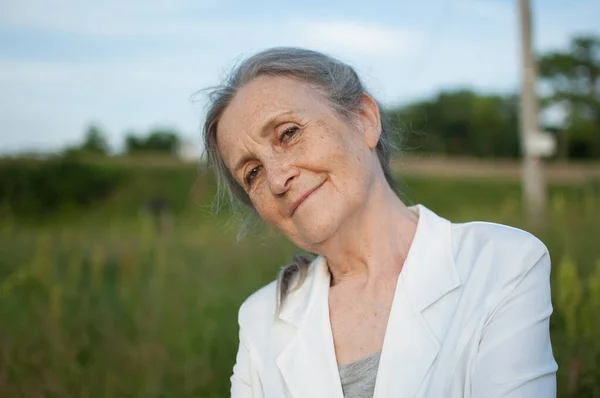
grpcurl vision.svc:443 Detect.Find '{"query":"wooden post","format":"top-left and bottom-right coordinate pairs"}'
top-left (518, 0), bottom-right (548, 228)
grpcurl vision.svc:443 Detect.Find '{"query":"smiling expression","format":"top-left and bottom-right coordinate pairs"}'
top-left (216, 75), bottom-right (381, 251)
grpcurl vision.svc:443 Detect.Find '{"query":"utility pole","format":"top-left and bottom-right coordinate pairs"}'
top-left (518, 0), bottom-right (554, 228)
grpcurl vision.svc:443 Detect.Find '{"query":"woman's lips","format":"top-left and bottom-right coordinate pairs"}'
top-left (290, 181), bottom-right (325, 216)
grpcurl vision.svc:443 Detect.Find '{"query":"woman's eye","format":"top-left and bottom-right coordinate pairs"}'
top-left (245, 166), bottom-right (262, 185)
top-left (280, 126), bottom-right (299, 143)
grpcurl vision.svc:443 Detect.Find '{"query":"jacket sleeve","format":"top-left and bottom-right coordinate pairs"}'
top-left (230, 328), bottom-right (261, 398)
top-left (471, 243), bottom-right (558, 397)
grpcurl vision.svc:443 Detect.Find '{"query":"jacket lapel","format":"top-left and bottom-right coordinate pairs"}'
top-left (276, 256), bottom-right (343, 398)
top-left (276, 205), bottom-right (461, 398)
top-left (373, 281), bottom-right (440, 397)
top-left (374, 205), bottom-right (461, 397)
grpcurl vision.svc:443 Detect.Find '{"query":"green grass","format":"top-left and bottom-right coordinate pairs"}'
top-left (0, 160), bottom-right (599, 397)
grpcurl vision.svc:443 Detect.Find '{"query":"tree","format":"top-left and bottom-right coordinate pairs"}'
top-left (144, 130), bottom-right (180, 153)
top-left (124, 132), bottom-right (144, 152)
top-left (124, 129), bottom-right (181, 154)
top-left (538, 35), bottom-right (600, 159)
top-left (81, 125), bottom-right (110, 155)
top-left (387, 90), bottom-right (520, 158)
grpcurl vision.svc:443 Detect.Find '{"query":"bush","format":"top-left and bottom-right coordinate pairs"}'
top-left (0, 157), bottom-right (127, 217)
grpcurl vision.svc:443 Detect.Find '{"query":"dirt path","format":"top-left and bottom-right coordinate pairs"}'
top-left (392, 157), bottom-right (600, 184)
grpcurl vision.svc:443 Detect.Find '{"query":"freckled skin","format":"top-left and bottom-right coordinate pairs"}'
top-left (217, 75), bottom-right (381, 252)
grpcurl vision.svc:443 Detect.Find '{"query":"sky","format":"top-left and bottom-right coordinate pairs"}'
top-left (0, 0), bottom-right (599, 154)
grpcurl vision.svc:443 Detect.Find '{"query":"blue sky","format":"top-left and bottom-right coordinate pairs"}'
top-left (1, 0), bottom-right (598, 154)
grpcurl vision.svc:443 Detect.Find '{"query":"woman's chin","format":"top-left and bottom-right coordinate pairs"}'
top-left (289, 212), bottom-right (341, 250)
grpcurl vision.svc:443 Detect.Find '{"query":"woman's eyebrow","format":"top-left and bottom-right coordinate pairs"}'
top-left (260, 111), bottom-right (295, 136)
top-left (234, 154), bottom-right (254, 175)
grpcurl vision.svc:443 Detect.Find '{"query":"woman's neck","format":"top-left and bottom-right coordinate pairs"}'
top-left (316, 180), bottom-right (419, 288)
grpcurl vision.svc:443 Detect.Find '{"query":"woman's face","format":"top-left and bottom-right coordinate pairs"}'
top-left (217, 75), bottom-right (381, 251)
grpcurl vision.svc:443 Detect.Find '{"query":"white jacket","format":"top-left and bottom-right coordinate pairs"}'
top-left (230, 205), bottom-right (558, 397)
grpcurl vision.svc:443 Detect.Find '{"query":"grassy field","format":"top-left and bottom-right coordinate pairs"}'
top-left (1, 158), bottom-right (599, 397)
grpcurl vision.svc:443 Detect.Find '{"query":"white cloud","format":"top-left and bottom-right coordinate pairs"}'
top-left (0, 57), bottom-right (211, 153)
top-left (0, 11), bottom-right (431, 152)
top-left (0, 0), bottom-right (221, 37)
top-left (301, 20), bottom-right (422, 57)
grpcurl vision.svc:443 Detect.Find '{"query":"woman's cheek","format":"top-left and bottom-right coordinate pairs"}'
top-left (259, 192), bottom-right (286, 219)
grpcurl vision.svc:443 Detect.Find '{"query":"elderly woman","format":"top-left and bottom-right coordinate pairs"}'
top-left (202, 48), bottom-right (558, 398)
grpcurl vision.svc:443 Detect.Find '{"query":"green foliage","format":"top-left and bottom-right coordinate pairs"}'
top-left (538, 35), bottom-right (600, 159)
top-left (81, 125), bottom-right (111, 155)
top-left (125, 129), bottom-right (181, 154)
top-left (388, 90), bottom-right (520, 158)
top-left (556, 256), bottom-right (582, 346)
top-left (0, 159), bottom-right (599, 397)
top-left (384, 34), bottom-right (600, 160)
top-left (555, 256), bottom-right (600, 396)
top-left (0, 157), bottom-right (127, 217)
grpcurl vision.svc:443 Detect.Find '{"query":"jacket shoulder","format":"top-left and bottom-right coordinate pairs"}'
top-left (452, 220), bottom-right (548, 258)
top-left (237, 279), bottom-right (278, 332)
top-left (450, 220), bottom-right (550, 297)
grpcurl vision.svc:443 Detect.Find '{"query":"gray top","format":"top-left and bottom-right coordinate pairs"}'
top-left (338, 350), bottom-right (381, 398)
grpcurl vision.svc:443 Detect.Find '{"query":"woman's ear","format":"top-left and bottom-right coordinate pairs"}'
top-left (359, 93), bottom-right (382, 149)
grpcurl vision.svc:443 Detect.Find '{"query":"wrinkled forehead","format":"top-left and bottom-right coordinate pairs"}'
top-left (219, 75), bottom-right (327, 133)
top-left (215, 76), bottom-right (330, 163)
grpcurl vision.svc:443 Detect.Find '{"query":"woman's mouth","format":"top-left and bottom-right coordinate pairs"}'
top-left (290, 180), bottom-right (326, 216)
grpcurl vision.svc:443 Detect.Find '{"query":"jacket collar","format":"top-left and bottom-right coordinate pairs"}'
top-left (401, 204), bottom-right (461, 312)
top-left (277, 254), bottom-right (330, 328)
top-left (277, 204), bottom-right (460, 324)
top-left (276, 204), bottom-right (462, 398)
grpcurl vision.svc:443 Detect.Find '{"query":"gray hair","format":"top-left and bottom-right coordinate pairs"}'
top-left (201, 47), bottom-right (399, 311)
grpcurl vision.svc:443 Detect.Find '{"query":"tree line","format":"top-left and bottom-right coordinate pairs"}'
top-left (65, 126), bottom-right (181, 157)
top-left (387, 35), bottom-right (600, 160)
top-left (67, 35), bottom-right (599, 161)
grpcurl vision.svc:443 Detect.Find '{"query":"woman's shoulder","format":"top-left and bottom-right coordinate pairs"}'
top-left (237, 279), bottom-right (278, 328)
top-left (450, 218), bottom-right (548, 259)
top-left (449, 218), bottom-right (550, 298)
top-left (236, 256), bottom-right (320, 328)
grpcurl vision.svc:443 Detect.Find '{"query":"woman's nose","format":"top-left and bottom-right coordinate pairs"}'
top-left (266, 161), bottom-right (298, 196)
